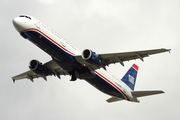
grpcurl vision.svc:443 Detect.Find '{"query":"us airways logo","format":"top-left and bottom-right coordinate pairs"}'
top-left (128, 74), bottom-right (135, 85)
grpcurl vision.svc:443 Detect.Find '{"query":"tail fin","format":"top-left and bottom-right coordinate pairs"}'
top-left (121, 64), bottom-right (138, 90)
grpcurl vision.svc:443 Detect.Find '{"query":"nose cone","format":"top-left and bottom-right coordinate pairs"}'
top-left (13, 17), bottom-right (20, 27)
top-left (12, 17), bottom-right (24, 32)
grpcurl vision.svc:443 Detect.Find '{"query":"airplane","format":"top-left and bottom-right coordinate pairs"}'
top-left (12, 14), bottom-right (170, 103)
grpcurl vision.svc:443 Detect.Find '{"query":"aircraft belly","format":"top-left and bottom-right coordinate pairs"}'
top-left (85, 75), bottom-right (126, 99)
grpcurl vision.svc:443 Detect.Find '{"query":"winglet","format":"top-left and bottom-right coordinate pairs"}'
top-left (168, 49), bottom-right (171, 53)
top-left (12, 79), bottom-right (15, 83)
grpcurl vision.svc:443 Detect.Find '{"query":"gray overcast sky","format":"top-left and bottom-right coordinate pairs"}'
top-left (1, 0), bottom-right (180, 119)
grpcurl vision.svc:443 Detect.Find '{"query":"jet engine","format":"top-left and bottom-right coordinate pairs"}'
top-left (29, 60), bottom-right (49, 75)
top-left (82, 49), bottom-right (101, 64)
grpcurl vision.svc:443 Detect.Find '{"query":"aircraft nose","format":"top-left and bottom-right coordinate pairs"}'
top-left (13, 16), bottom-right (31, 32)
top-left (12, 17), bottom-right (26, 32)
top-left (13, 17), bottom-right (22, 28)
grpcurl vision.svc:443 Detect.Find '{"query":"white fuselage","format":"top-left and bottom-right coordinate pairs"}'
top-left (13, 15), bottom-right (138, 102)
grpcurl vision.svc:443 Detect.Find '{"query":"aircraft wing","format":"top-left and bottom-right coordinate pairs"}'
top-left (12, 60), bottom-right (69, 82)
top-left (75, 48), bottom-right (170, 70)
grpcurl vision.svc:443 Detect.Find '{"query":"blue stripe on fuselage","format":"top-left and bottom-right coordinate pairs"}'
top-left (21, 28), bottom-right (126, 100)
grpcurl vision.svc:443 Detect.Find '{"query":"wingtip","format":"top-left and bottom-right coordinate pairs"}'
top-left (161, 90), bottom-right (165, 93)
top-left (162, 48), bottom-right (171, 53)
top-left (168, 49), bottom-right (171, 53)
top-left (155, 90), bottom-right (165, 94)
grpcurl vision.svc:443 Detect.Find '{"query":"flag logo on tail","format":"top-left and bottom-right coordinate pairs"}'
top-left (128, 74), bottom-right (135, 85)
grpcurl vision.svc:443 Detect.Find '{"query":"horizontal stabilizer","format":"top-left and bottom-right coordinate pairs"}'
top-left (132, 90), bottom-right (164, 97)
top-left (106, 97), bottom-right (123, 103)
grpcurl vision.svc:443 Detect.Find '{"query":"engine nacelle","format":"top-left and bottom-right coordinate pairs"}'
top-left (29, 60), bottom-right (49, 75)
top-left (82, 49), bottom-right (101, 64)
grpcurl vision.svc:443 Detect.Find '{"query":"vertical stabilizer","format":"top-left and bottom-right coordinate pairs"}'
top-left (121, 64), bottom-right (138, 90)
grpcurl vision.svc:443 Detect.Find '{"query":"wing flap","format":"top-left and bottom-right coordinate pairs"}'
top-left (132, 90), bottom-right (164, 97)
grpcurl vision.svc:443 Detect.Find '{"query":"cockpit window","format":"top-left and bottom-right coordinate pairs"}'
top-left (19, 15), bottom-right (31, 20)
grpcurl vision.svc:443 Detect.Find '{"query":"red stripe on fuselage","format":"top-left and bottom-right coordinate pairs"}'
top-left (94, 71), bottom-right (130, 101)
top-left (20, 28), bottom-right (75, 56)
